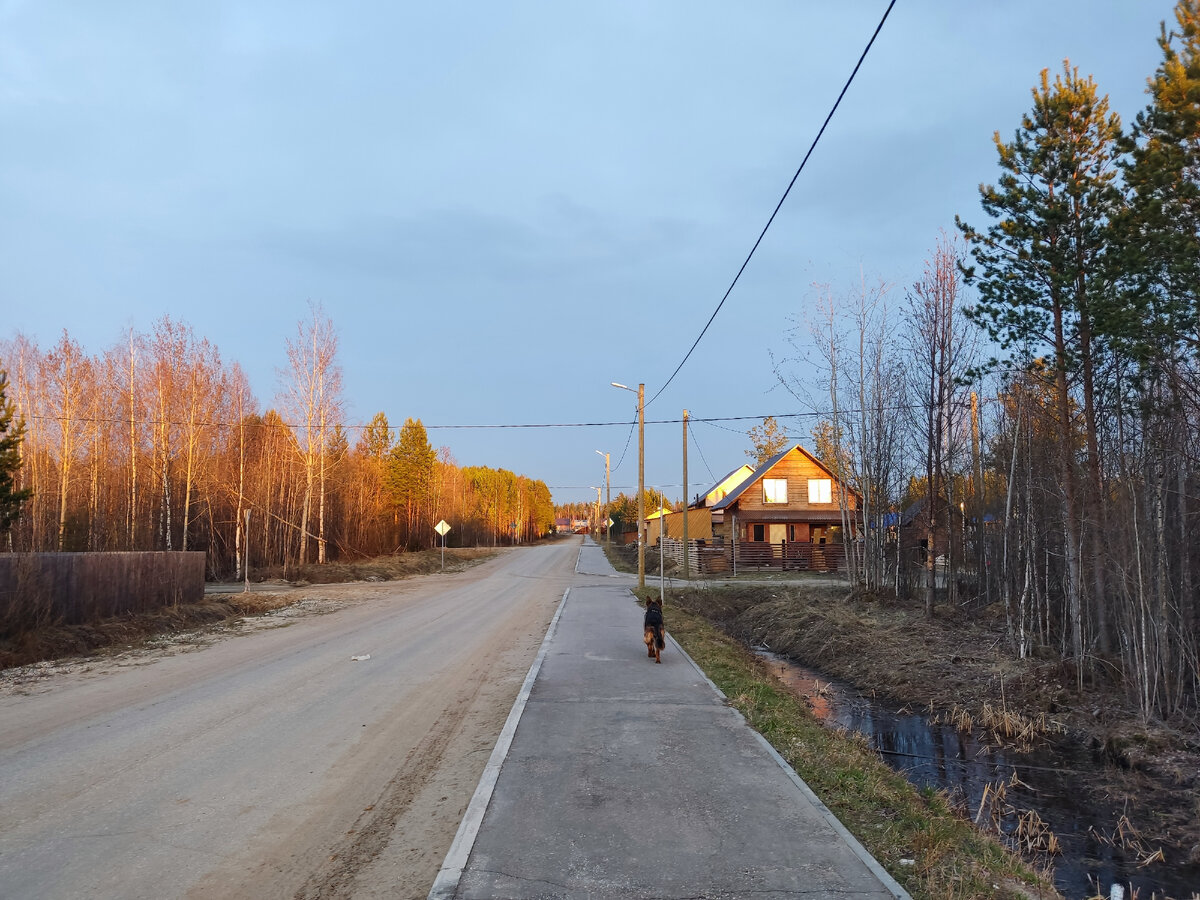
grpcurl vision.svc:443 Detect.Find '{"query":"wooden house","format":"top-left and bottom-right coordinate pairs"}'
top-left (709, 444), bottom-right (857, 548)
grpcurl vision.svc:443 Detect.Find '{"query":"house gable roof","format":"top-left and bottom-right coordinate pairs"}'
top-left (711, 444), bottom-right (847, 511)
top-left (692, 464), bottom-right (755, 508)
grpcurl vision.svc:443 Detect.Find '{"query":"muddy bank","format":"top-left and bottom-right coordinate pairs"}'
top-left (670, 581), bottom-right (1200, 886)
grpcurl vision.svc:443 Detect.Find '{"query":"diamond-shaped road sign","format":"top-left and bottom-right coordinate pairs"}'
top-left (434, 520), bottom-right (451, 536)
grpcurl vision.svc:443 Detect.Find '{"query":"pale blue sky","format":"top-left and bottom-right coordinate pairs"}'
top-left (0, 1), bottom-right (1175, 504)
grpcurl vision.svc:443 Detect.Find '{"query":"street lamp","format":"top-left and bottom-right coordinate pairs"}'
top-left (595, 449), bottom-right (610, 544)
top-left (590, 486), bottom-right (601, 535)
top-left (611, 381), bottom-right (645, 589)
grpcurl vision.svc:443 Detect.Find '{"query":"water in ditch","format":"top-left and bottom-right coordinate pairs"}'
top-left (755, 650), bottom-right (1198, 899)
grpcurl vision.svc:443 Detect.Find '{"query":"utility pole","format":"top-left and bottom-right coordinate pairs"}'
top-left (611, 381), bottom-right (646, 589)
top-left (682, 409), bottom-right (689, 580)
top-left (596, 450), bottom-right (610, 545)
top-left (638, 383), bottom-right (645, 589)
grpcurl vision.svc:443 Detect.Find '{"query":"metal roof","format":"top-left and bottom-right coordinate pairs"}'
top-left (691, 464), bottom-right (754, 508)
top-left (710, 444), bottom-right (801, 511)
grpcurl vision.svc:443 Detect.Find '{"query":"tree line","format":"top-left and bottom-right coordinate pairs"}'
top-left (792, 1), bottom-right (1200, 723)
top-left (0, 307), bottom-right (554, 576)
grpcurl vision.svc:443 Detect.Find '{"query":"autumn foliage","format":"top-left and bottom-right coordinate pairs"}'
top-left (0, 315), bottom-right (554, 577)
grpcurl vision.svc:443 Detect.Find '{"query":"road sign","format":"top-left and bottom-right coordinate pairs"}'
top-left (435, 520), bottom-right (451, 536)
top-left (606, 517), bottom-right (614, 529)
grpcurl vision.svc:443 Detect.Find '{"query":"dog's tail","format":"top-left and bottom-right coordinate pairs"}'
top-left (654, 626), bottom-right (665, 650)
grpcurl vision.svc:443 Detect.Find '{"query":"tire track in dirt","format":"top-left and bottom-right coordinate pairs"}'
top-left (293, 663), bottom-right (490, 899)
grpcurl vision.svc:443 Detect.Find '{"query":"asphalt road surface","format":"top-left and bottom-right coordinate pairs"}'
top-left (0, 541), bottom-right (577, 899)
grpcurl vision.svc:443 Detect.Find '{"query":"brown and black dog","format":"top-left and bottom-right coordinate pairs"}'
top-left (643, 598), bottom-right (665, 664)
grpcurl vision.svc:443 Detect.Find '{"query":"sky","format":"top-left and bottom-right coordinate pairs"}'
top-left (0, 1), bottom-right (1179, 507)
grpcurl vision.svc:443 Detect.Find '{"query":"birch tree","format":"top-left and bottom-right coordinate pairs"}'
top-left (42, 331), bottom-right (91, 550)
top-left (906, 234), bottom-right (976, 616)
top-left (279, 303), bottom-right (342, 565)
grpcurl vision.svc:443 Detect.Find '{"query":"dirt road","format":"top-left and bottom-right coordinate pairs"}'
top-left (0, 540), bottom-right (578, 899)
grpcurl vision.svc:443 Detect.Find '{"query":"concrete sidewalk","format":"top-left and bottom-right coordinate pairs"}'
top-left (431, 538), bottom-right (908, 899)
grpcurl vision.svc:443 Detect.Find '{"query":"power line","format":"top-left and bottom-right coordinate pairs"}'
top-left (21, 414), bottom-right (640, 431)
top-left (645, 0), bottom-right (898, 410)
top-left (609, 417), bottom-right (637, 477)
top-left (550, 483), bottom-right (684, 491)
top-left (23, 398), bottom-right (999, 434)
top-left (687, 418), bottom-right (717, 484)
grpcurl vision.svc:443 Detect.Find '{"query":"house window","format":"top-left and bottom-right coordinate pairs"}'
top-left (808, 478), bottom-right (832, 504)
top-left (763, 478), bottom-right (788, 504)
top-left (751, 524), bottom-right (765, 542)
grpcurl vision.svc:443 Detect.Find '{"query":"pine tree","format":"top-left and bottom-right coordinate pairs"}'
top-left (1111, 0), bottom-right (1200, 717)
top-left (746, 416), bottom-right (788, 467)
top-left (957, 62), bottom-right (1124, 668)
top-left (0, 370), bottom-right (32, 534)
top-left (357, 412), bottom-right (392, 459)
top-left (1118, 0), bottom-right (1200, 367)
top-left (386, 418), bottom-right (436, 549)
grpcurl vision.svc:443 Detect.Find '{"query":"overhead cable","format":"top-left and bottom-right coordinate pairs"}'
top-left (645, 0), bottom-right (898, 409)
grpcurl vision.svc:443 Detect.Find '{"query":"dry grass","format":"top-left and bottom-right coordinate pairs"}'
top-left (978, 702), bottom-right (1064, 749)
top-left (266, 547), bottom-right (497, 585)
top-left (1, 549), bottom-right (497, 670)
top-left (0, 600), bottom-right (237, 669)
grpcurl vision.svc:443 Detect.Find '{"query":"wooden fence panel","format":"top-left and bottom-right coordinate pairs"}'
top-left (656, 539), bottom-right (848, 576)
top-left (737, 541), bottom-right (846, 572)
top-left (0, 552), bottom-right (206, 636)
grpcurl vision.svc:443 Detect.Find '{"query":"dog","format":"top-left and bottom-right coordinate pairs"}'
top-left (643, 598), bottom-right (665, 664)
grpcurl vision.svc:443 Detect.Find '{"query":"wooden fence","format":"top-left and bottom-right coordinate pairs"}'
top-left (659, 539), bottom-right (847, 575)
top-left (0, 552), bottom-right (206, 636)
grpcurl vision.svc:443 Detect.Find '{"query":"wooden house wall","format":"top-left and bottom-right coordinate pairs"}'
top-left (648, 508), bottom-right (712, 543)
top-left (710, 448), bottom-right (858, 545)
top-left (733, 449), bottom-right (856, 515)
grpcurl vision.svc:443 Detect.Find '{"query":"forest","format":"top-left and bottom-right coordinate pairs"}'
top-left (0, 307), bottom-right (555, 579)
top-left (797, 2), bottom-right (1200, 725)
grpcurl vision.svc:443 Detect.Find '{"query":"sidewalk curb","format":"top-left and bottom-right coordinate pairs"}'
top-left (427, 586), bottom-right (571, 900)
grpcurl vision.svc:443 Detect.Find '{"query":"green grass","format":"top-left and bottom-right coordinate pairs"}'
top-left (639, 587), bottom-right (1058, 900)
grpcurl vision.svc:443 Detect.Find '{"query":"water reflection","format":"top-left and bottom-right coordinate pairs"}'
top-left (756, 651), bottom-right (1198, 899)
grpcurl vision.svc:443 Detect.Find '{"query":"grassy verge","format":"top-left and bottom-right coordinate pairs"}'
top-left (636, 586), bottom-right (1057, 900)
top-left (259, 546), bottom-right (499, 584)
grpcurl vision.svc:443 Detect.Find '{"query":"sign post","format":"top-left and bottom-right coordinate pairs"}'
top-left (434, 519), bottom-right (451, 571)
top-left (243, 508), bottom-right (251, 594)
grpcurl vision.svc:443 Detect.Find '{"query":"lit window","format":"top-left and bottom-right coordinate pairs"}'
top-left (808, 479), bottom-right (832, 504)
top-left (763, 478), bottom-right (787, 503)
